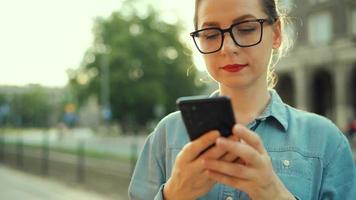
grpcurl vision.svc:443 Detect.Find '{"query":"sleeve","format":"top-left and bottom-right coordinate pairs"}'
top-left (128, 127), bottom-right (167, 200)
top-left (319, 134), bottom-right (356, 199)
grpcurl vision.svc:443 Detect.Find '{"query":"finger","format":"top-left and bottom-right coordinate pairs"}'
top-left (216, 137), bottom-right (262, 166)
top-left (228, 132), bottom-right (240, 142)
top-left (233, 124), bottom-right (267, 155)
top-left (179, 130), bottom-right (220, 162)
top-left (206, 170), bottom-right (250, 191)
top-left (200, 133), bottom-right (239, 160)
top-left (199, 144), bottom-right (227, 160)
top-left (203, 159), bottom-right (252, 180)
top-left (219, 152), bottom-right (238, 162)
top-left (219, 134), bottom-right (240, 162)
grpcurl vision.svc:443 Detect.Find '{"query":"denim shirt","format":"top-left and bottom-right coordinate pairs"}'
top-left (128, 90), bottom-right (356, 200)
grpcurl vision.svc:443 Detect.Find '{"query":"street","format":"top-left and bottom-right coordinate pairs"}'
top-left (0, 165), bottom-right (126, 200)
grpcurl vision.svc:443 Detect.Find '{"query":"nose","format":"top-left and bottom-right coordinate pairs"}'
top-left (221, 33), bottom-right (238, 55)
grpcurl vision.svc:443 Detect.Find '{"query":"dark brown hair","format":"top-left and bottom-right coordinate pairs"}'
top-left (193, 0), bottom-right (293, 88)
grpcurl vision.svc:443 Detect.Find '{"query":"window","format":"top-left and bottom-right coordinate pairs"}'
top-left (308, 12), bottom-right (333, 45)
top-left (352, 8), bottom-right (356, 36)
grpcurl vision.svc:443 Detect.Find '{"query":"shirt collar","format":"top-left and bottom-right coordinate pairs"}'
top-left (263, 89), bottom-right (289, 131)
top-left (209, 89), bottom-right (289, 132)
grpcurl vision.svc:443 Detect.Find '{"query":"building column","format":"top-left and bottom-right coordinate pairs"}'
top-left (293, 66), bottom-right (309, 111)
top-left (333, 62), bottom-right (350, 130)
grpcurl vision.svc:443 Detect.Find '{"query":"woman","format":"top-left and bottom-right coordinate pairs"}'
top-left (129, 0), bottom-right (356, 199)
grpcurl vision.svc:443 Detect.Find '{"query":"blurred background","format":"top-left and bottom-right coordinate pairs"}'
top-left (0, 0), bottom-right (355, 199)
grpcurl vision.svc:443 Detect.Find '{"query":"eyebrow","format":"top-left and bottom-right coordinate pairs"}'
top-left (201, 14), bottom-right (257, 28)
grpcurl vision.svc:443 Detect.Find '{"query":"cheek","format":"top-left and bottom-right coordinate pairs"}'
top-left (246, 41), bottom-right (273, 69)
top-left (242, 47), bottom-right (271, 70)
top-left (202, 55), bottom-right (217, 72)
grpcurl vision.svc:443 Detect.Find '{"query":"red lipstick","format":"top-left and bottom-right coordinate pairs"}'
top-left (221, 64), bottom-right (248, 72)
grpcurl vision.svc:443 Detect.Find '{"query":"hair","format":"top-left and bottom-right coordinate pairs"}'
top-left (194, 0), bottom-right (294, 89)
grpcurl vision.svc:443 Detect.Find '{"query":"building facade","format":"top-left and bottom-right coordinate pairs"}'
top-left (276, 0), bottom-right (356, 129)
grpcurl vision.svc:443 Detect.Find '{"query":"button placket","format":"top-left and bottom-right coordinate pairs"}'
top-left (282, 159), bottom-right (290, 168)
top-left (225, 196), bottom-right (234, 200)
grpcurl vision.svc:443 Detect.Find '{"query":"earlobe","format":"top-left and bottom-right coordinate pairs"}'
top-left (272, 20), bottom-right (282, 49)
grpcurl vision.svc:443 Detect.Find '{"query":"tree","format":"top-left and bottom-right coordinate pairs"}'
top-left (16, 89), bottom-right (53, 127)
top-left (70, 4), bottom-right (204, 132)
top-left (0, 87), bottom-right (55, 127)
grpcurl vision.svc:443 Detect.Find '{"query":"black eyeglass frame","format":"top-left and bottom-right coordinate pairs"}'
top-left (190, 18), bottom-right (275, 54)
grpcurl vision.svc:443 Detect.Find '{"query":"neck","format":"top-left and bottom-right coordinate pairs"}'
top-left (219, 83), bottom-right (271, 126)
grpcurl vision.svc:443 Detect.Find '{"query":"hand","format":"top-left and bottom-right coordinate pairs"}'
top-left (163, 131), bottom-right (220, 200)
top-left (200, 132), bottom-right (241, 162)
top-left (203, 124), bottom-right (295, 200)
top-left (164, 130), bottom-right (241, 200)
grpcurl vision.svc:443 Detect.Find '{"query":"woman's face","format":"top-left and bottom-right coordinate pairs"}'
top-left (196, 0), bottom-right (281, 90)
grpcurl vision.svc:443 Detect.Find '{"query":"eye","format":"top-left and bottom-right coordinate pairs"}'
top-left (238, 28), bottom-right (256, 34)
top-left (205, 33), bottom-right (220, 40)
top-left (199, 29), bottom-right (220, 40)
top-left (233, 21), bottom-right (259, 35)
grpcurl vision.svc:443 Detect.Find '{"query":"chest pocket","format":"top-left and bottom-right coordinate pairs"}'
top-left (269, 151), bottom-right (314, 200)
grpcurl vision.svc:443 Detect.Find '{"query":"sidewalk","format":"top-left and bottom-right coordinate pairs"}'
top-left (0, 165), bottom-right (126, 200)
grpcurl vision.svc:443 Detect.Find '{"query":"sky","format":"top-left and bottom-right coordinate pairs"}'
top-left (0, 0), bottom-right (195, 87)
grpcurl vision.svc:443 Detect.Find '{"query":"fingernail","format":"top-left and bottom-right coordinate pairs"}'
top-left (216, 138), bottom-right (226, 145)
top-left (237, 124), bottom-right (244, 129)
top-left (233, 124), bottom-right (240, 131)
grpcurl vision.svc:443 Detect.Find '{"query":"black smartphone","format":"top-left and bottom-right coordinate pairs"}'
top-left (177, 95), bottom-right (236, 141)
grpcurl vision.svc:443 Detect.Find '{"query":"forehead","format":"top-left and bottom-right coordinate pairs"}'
top-left (197, 0), bottom-right (266, 28)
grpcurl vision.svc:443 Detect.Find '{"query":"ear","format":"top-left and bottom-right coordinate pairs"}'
top-left (272, 19), bottom-right (282, 49)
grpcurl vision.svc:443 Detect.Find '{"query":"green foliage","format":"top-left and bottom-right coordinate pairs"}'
top-left (70, 5), bottom-right (204, 131)
top-left (0, 87), bottom-right (54, 127)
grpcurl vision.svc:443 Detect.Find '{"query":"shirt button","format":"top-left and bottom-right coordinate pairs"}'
top-left (283, 160), bottom-right (290, 167)
top-left (226, 196), bottom-right (233, 200)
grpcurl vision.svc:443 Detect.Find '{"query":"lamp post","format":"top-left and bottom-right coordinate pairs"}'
top-left (99, 46), bottom-right (112, 131)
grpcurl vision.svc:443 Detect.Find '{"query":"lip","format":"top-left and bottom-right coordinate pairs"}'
top-left (221, 64), bottom-right (248, 72)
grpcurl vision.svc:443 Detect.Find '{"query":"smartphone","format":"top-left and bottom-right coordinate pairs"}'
top-left (177, 95), bottom-right (236, 141)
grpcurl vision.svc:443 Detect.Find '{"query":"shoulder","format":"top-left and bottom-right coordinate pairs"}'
top-left (156, 111), bottom-right (183, 128)
top-left (148, 111), bottom-right (188, 149)
top-left (286, 105), bottom-right (341, 137)
top-left (153, 111), bottom-right (184, 135)
top-left (287, 105), bottom-right (339, 132)
top-left (285, 105), bottom-right (348, 161)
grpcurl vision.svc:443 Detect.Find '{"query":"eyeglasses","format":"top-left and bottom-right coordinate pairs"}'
top-left (190, 18), bottom-right (274, 54)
